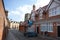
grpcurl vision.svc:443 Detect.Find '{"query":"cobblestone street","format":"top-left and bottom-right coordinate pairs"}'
top-left (5, 29), bottom-right (60, 40)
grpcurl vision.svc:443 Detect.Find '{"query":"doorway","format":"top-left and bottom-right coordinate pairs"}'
top-left (57, 26), bottom-right (60, 37)
top-left (37, 27), bottom-right (39, 33)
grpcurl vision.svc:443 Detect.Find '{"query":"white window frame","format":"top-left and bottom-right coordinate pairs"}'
top-left (40, 23), bottom-right (53, 32)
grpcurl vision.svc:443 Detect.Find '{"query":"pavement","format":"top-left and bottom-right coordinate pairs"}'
top-left (5, 30), bottom-right (17, 40)
top-left (5, 29), bottom-right (60, 40)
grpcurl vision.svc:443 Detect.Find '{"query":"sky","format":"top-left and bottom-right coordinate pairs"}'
top-left (4, 0), bottom-right (50, 22)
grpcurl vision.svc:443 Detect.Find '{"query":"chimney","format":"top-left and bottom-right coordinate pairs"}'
top-left (33, 4), bottom-right (35, 10)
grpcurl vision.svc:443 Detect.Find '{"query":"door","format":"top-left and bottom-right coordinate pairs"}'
top-left (58, 26), bottom-right (60, 37)
top-left (37, 27), bottom-right (39, 33)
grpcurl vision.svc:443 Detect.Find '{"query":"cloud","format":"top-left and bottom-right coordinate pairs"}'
top-left (8, 5), bottom-right (32, 22)
top-left (35, 0), bottom-right (50, 9)
top-left (8, 0), bottom-right (50, 22)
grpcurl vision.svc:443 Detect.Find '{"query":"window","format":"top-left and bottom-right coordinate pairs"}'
top-left (39, 12), bottom-right (42, 18)
top-left (40, 23), bottom-right (53, 32)
top-left (40, 24), bottom-right (45, 31)
top-left (48, 23), bottom-right (53, 32)
top-left (39, 10), bottom-right (43, 19)
top-left (49, 8), bottom-right (56, 17)
top-left (49, 6), bottom-right (60, 17)
top-left (49, 10), bottom-right (53, 17)
top-left (40, 23), bottom-right (48, 32)
top-left (56, 7), bottom-right (60, 15)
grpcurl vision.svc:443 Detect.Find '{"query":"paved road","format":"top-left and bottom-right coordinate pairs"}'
top-left (5, 29), bottom-right (18, 40)
top-left (5, 29), bottom-right (59, 40)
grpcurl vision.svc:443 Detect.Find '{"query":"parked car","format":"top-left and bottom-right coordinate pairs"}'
top-left (24, 32), bottom-right (38, 37)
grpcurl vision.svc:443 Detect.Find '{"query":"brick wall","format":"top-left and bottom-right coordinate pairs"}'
top-left (19, 25), bottom-right (25, 32)
top-left (47, 22), bottom-right (57, 37)
top-left (0, 0), bottom-right (8, 40)
top-left (0, 17), bottom-right (4, 40)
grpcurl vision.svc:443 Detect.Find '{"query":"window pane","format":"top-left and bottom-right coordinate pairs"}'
top-left (48, 23), bottom-right (53, 32)
top-left (56, 7), bottom-right (60, 15)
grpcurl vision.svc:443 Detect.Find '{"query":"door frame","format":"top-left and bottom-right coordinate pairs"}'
top-left (36, 27), bottom-right (39, 33)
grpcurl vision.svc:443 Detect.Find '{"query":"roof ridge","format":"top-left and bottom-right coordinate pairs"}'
top-left (46, 0), bottom-right (54, 11)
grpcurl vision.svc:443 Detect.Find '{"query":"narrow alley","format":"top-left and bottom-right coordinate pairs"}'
top-left (0, 0), bottom-right (60, 40)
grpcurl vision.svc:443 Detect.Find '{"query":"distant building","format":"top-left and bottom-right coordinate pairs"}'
top-left (19, 13), bottom-right (31, 32)
top-left (10, 21), bottom-right (20, 30)
top-left (19, 21), bottom-right (27, 32)
top-left (25, 13), bottom-right (30, 21)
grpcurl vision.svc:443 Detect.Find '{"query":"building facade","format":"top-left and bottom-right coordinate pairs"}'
top-left (10, 21), bottom-right (20, 30)
top-left (25, 13), bottom-right (30, 21)
top-left (19, 0), bottom-right (60, 38)
top-left (35, 0), bottom-right (60, 37)
top-left (23, 5), bottom-right (40, 33)
top-left (19, 21), bottom-right (25, 32)
top-left (25, 0), bottom-right (60, 37)
top-left (19, 13), bottom-right (31, 32)
top-left (0, 0), bottom-right (9, 40)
